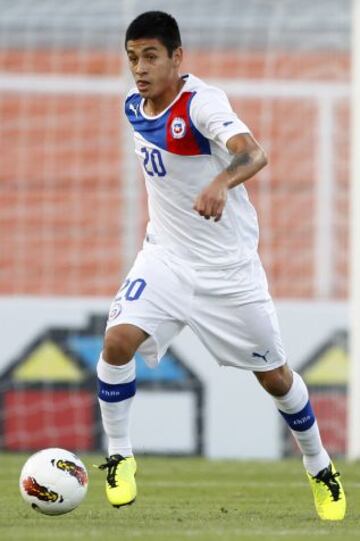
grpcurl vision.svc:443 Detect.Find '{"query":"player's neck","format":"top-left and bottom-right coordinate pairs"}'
top-left (143, 76), bottom-right (185, 116)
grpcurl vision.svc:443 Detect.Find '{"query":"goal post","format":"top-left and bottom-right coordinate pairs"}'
top-left (348, 0), bottom-right (360, 460)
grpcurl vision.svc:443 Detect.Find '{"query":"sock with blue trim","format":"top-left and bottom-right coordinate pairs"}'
top-left (273, 371), bottom-right (330, 476)
top-left (97, 355), bottom-right (136, 457)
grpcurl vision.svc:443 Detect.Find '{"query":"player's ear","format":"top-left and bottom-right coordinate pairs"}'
top-left (172, 47), bottom-right (183, 68)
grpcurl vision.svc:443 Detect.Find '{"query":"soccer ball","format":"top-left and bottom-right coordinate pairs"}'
top-left (19, 448), bottom-right (88, 515)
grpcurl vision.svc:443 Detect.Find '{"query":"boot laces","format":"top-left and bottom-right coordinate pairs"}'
top-left (315, 466), bottom-right (341, 502)
top-left (98, 454), bottom-right (125, 488)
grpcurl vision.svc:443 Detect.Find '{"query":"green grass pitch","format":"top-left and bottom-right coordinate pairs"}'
top-left (1, 454), bottom-right (359, 541)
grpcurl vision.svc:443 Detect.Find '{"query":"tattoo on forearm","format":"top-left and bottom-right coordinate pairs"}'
top-left (226, 151), bottom-right (252, 173)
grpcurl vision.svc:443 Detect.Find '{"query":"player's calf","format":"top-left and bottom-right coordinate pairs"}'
top-left (103, 324), bottom-right (148, 365)
top-left (254, 363), bottom-right (293, 396)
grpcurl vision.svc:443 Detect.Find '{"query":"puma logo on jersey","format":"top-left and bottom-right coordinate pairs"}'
top-left (129, 103), bottom-right (139, 117)
top-left (252, 350), bottom-right (270, 362)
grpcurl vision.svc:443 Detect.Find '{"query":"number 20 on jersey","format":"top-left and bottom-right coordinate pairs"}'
top-left (140, 147), bottom-right (166, 177)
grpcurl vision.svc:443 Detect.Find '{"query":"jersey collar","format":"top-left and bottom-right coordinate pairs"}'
top-left (140, 74), bottom-right (192, 120)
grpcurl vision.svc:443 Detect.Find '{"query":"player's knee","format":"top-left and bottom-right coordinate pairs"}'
top-left (103, 327), bottom-right (136, 366)
top-left (255, 364), bottom-right (293, 397)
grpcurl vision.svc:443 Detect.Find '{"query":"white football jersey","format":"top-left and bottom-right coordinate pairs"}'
top-left (125, 73), bottom-right (260, 267)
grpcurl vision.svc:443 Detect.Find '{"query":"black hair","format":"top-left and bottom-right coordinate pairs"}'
top-left (125, 11), bottom-right (182, 57)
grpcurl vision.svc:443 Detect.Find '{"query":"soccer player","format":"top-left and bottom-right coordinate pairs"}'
top-left (96, 11), bottom-right (346, 520)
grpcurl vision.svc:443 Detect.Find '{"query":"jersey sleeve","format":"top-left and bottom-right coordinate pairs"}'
top-left (190, 87), bottom-right (250, 149)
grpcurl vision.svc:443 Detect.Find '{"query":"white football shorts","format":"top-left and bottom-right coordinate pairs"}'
top-left (106, 241), bottom-right (286, 372)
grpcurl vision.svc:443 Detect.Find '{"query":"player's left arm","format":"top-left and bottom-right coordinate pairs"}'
top-left (193, 133), bottom-right (267, 221)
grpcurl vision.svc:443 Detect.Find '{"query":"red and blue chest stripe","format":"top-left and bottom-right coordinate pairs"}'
top-left (125, 91), bottom-right (211, 156)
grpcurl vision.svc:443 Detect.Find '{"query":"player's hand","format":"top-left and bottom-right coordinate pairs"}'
top-left (193, 176), bottom-right (228, 222)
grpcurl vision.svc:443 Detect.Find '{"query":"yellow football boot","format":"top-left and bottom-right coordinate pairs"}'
top-left (306, 462), bottom-right (346, 521)
top-left (98, 454), bottom-right (137, 508)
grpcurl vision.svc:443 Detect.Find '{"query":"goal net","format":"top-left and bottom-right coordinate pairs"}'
top-left (0, 0), bottom-right (351, 456)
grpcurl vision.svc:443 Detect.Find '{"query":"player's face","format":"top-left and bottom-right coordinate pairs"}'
top-left (126, 39), bottom-right (182, 99)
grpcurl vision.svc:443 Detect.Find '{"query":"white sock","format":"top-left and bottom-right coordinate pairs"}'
top-left (273, 371), bottom-right (330, 476)
top-left (97, 354), bottom-right (136, 457)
